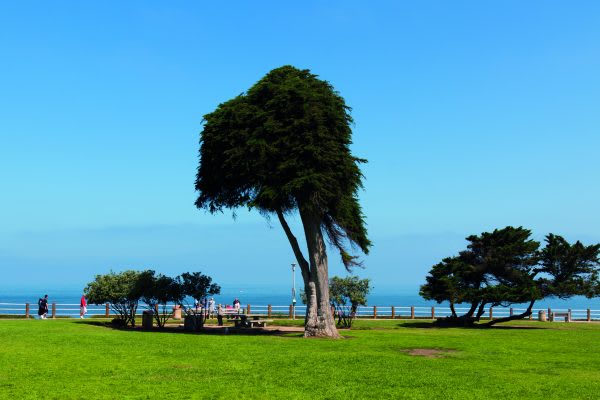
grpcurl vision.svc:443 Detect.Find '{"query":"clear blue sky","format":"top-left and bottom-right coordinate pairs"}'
top-left (1, 1), bottom-right (599, 293)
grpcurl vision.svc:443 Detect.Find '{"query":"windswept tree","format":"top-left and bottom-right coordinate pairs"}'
top-left (420, 227), bottom-right (600, 326)
top-left (195, 66), bottom-right (371, 338)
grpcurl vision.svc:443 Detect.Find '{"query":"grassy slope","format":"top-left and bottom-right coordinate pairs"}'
top-left (0, 320), bottom-right (598, 399)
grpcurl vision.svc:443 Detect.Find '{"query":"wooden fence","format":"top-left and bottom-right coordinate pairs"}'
top-left (1, 302), bottom-right (599, 322)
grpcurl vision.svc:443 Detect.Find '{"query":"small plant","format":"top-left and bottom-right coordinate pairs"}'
top-left (329, 276), bottom-right (371, 328)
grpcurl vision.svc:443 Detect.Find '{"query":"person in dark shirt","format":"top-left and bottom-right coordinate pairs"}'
top-left (38, 295), bottom-right (49, 319)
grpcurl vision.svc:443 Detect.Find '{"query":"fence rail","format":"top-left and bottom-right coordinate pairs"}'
top-left (1, 302), bottom-right (599, 322)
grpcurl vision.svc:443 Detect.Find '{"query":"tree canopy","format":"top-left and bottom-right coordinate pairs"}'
top-left (195, 65), bottom-right (370, 267)
top-left (420, 226), bottom-right (600, 326)
top-left (85, 270), bottom-right (142, 327)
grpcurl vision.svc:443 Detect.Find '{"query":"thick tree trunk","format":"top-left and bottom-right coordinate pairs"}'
top-left (465, 302), bottom-right (478, 318)
top-left (300, 209), bottom-right (340, 338)
top-left (449, 302), bottom-right (457, 318)
top-left (276, 208), bottom-right (340, 338)
top-left (475, 302), bottom-right (487, 321)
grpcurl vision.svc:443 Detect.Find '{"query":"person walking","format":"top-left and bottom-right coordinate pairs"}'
top-left (208, 297), bottom-right (215, 319)
top-left (38, 295), bottom-right (49, 319)
top-left (216, 304), bottom-right (223, 326)
top-left (202, 297), bottom-right (208, 319)
top-left (80, 294), bottom-right (87, 319)
top-left (233, 298), bottom-right (240, 313)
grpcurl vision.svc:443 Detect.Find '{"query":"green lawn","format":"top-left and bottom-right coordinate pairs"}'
top-left (0, 319), bottom-right (599, 399)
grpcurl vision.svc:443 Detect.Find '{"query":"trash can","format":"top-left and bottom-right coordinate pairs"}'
top-left (538, 310), bottom-right (546, 322)
top-left (142, 310), bottom-right (154, 329)
top-left (172, 305), bottom-right (182, 320)
top-left (184, 314), bottom-right (204, 332)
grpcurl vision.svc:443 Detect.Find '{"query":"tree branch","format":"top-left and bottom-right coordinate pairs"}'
top-left (277, 209), bottom-right (310, 282)
top-left (487, 299), bottom-right (536, 326)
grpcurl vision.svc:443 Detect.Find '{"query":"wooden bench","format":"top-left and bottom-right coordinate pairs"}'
top-left (247, 319), bottom-right (273, 328)
top-left (550, 311), bottom-right (571, 322)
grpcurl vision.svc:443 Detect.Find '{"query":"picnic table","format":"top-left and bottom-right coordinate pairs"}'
top-left (230, 314), bottom-right (273, 328)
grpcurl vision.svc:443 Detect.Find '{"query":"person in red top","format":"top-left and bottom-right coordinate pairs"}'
top-left (80, 294), bottom-right (87, 319)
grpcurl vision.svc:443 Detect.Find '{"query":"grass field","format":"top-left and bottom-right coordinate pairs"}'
top-left (0, 319), bottom-right (599, 399)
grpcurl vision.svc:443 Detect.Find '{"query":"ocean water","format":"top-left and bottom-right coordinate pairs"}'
top-left (1, 284), bottom-right (599, 314)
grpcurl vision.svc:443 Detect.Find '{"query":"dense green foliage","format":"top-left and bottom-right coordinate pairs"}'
top-left (179, 271), bottom-right (221, 316)
top-left (0, 319), bottom-right (599, 399)
top-left (85, 270), bottom-right (142, 327)
top-left (329, 276), bottom-right (371, 327)
top-left (85, 270), bottom-right (220, 328)
top-left (194, 65), bottom-right (370, 264)
top-left (420, 227), bottom-right (600, 325)
top-left (137, 270), bottom-right (183, 328)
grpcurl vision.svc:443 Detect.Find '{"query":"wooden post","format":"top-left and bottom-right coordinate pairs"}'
top-left (25, 303), bottom-right (30, 319)
top-left (391, 306), bottom-right (395, 319)
top-left (289, 305), bottom-right (293, 318)
top-left (373, 306), bottom-right (377, 319)
top-left (587, 308), bottom-right (591, 322)
top-left (154, 304), bottom-right (159, 315)
top-left (247, 304), bottom-right (251, 315)
top-left (411, 306), bottom-right (415, 319)
top-left (431, 306), bottom-right (435, 319)
top-left (509, 307), bottom-right (513, 317)
top-left (267, 305), bottom-right (272, 318)
top-left (105, 303), bottom-right (110, 318)
top-left (489, 307), bottom-right (493, 320)
top-left (51, 303), bottom-right (56, 319)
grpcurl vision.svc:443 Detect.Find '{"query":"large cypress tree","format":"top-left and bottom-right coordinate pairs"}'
top-left (195, 66), bottom-right (370, 338)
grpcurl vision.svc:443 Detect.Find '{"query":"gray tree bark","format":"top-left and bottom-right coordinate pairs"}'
top-left (277, 209), bottom-right (340, 338)
top-left (300, 209), bottom-right (340, 338)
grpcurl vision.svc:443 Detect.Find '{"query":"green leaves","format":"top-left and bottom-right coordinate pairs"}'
top-left (329, 275), bottom-right (371, 328)
top-left (195, 65), bottom-right (370, 266)
top-left (84, 270), bottom-right (221, 327)
top-left (420, 226), bottom-right (600, 324)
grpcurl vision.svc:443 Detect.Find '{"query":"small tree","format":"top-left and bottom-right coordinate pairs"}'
top-left (329, 276), bottom-right (371, 328)
top-left (137, 270), bottom-right (183, 328)
top-left (85, 270), bottom-right (142, 327)
top-left (178, 272), bottom-right (221, 317)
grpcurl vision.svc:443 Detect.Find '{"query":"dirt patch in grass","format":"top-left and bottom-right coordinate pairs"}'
top-left (402, 348), bottom-right (458, 358)
top-left (172, 364), bottom-right (194, 369)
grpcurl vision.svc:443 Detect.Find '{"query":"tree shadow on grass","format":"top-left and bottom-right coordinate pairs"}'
top-left (396, 321), bottom-right (548, 330)
top-left (80, 320), bottom-right (305, 337)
